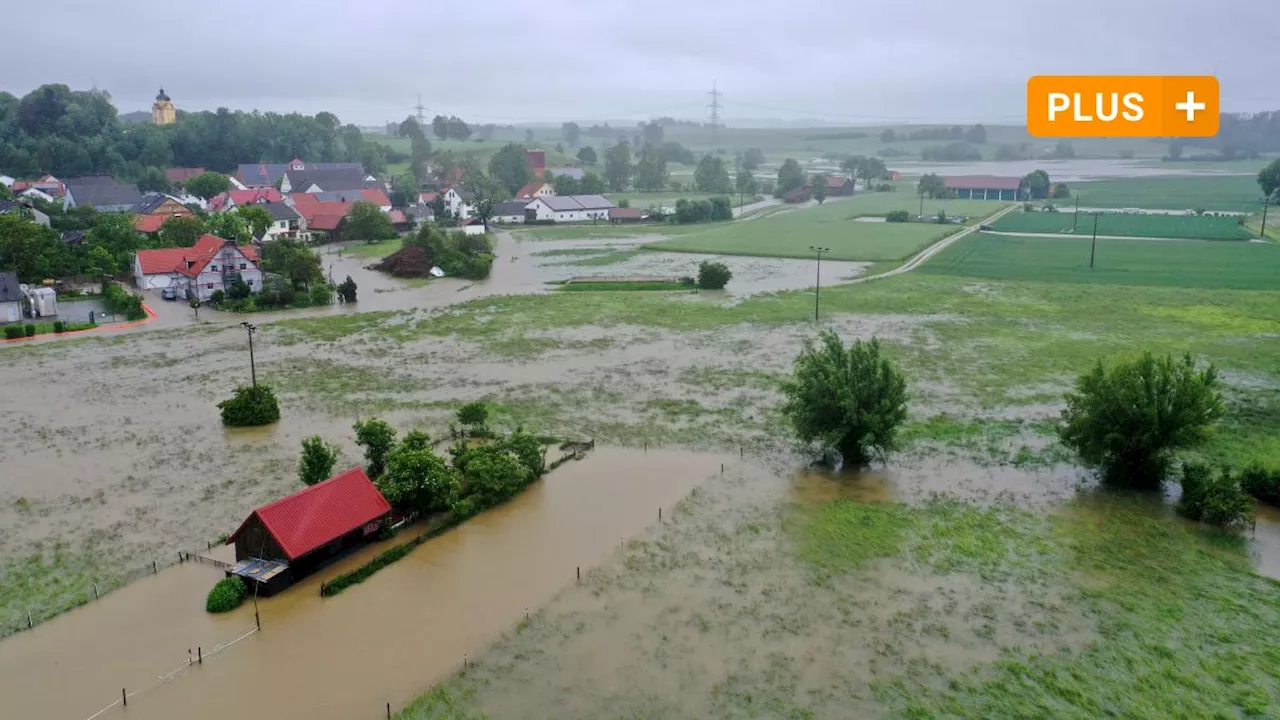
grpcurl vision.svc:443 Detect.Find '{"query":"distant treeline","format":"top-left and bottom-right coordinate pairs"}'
top-left (1179, 111), bottom-right (1280, 158)
top-left (0, 84), bottom-right (389, 180)
top-left (882, 125), bottom-right (987, 144)
top-left (802, 131), bottom-right (869, 141)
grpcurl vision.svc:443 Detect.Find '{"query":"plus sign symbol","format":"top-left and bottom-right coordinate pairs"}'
top-left (1163, 76), bottom-right (1219, 136)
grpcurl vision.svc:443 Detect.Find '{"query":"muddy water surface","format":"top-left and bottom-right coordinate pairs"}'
top-left (0, 447), bottom-right (729, 720)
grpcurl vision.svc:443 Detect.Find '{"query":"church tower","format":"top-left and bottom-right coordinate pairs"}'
top-left (152, 88), bottom-right (176, 126)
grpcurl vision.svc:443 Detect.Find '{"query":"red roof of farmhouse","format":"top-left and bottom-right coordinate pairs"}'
top-left (135, 234), bottom-right (258, 277)
top-left (230, 467), bottom-right (391, 561)
top-left (943, 175), bottom-right (1022, 190)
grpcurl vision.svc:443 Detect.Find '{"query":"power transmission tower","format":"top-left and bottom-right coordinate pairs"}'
top-left (415, 94), bottom-right (427, 127)
top-left (707, 81), bottom-right (723, 148)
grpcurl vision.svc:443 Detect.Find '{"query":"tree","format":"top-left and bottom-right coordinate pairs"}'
top-left (735, 168), bottom-right (757, 201)
top-left (353, 418), bottom-right (397, 478)
top-left (460, 445), bottom-right (531, 507)
top-left (917, 173), bottom-right (946, 200)
top-left (742, 147), bottom-right (765, 171)
top-left (488, 143), bottom-right (533, 195)
top-left (205, 211), bottom-right (250, 244)
top-left (379, 441), bottom-right (459, 514)
top-left (456, 401), bottom-right (489, 436)
top-left (843, 155), bottom-right (887, 191)
top-left (158, 215), bottom-right (205, 247)
top-left (1051, 139), bottom-right (1075, 158)
top-left (236, 205), bottom-right (271, 239)
top-left (604, 141), bottom-right (633, 191)
top-left (779, 332), bottom-right (909, 466)
top-left (261, 238), bottom-right (324, 289)
top-left (338, 275), bottom-right (358, 303)
top-left (580, 172), bottom-right (606, 194)
top-left (0, 184), bottom-right (9, 201)
top-left (185, 172), bottom-right (230, 200)
top-left (218, 386), bottom-right (280, 427)
top-left (694, 154), bottom-right (732, 194)
top-left (298, 435), bottom-right (339, 486)
top-left (431, 114), bottom-right (448, 140)
top-left (640, 120), bottom-right (664, 148)
top-left (1059, 352), bottom-right (1224, 489)
top-left (776, 158), bottom-right (806, 194)
top-left (548, 172), bottom-right (580, 195)
top-left (811, 174), bottom-right (829, 204)
top-left (502, 428), bottom-right (547, 478)
top-left (1022, 169), bottom-right (1051, 199)
top-left (697, 260), bottom-right (732, 289)
top-left (344, 201), bottom-right (396, 243)
top-left (1258, 158), bottom-right (1280, 198)
top-left (447, 116), bottom-right (472, 141)
top-left (879, 129), bottom-right (897, 143)
top-left (136, 167), bottom-right (169, 193)
top-left (1176, 462), bottom-right (1254, 529)
top-left (561, 121), bottom-right (581, 147)
top-left (964, 124), bottom-right (987, 144)
top-left (577, 146), bottom-right (597, 164)
top-left (634, 146), bottom-right (668, 192)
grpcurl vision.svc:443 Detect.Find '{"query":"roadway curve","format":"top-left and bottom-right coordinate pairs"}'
top-left (846, 204), bottom-right (1021, 284)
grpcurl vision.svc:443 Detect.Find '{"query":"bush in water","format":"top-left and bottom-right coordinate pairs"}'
top-left (206, 577), bottom-right (247, 613)
top-left (218, 385), bottom-right (281, 427)
top-left (1176, 462), bottom-right (1254, 529)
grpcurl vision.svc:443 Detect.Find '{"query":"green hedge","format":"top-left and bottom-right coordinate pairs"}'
top-left (206, 577), bottom-right (247, 613)
top-left (3, 326), bottom-right (21, 340)
top-left (321, 520), bottom-right (454, 596)
top-left (1241, 464), bottom-right (1280, 506)
top-left (218, 385), bottom-right (281, 426)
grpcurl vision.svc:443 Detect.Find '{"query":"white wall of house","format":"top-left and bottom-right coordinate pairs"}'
top-left (492, 213), bottom-right (525, 224)
top-left (21, 188), bottom-right (54, 203)
top-left (461, 223), bottom-right (486, 236)
top-left (261, 217), bottom-right (301, 241)
top-left (1, 300), bottom-right (21, 324)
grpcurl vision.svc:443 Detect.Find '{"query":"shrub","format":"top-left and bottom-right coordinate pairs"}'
top-left (1240, 463), bottom-right (1280, 506)
top-left (298, 435), bottom-right (339, 486)
top-left (53, 320), bottom-right (65, 333)
top-left (779, 332), bottom-right (908, 467)
top-left (885, 210), bottom-right (910, 223)
top-left (697, 260), bottom-right (732, 290)
top-left (102, 283), bottom-right (146, 320)
top-left (23, 324), bottom-right (35, 337)
top-left (338, 276), bottom-right (357, 303)
top-left (4, 326), bottom-right (22, 339)
top-left (1176, 462), bottom-right (1254, 529)
top-left (309, 284), bottom-right (332, 306)
top-left (206, 577), bottom-right (247, 613)
top-left (456, 402), bottom-right (489, 434)
top-left (209, 289), bottom-right (225, 306)
top-left (218, 385), bottom-right (281, 427)
top-left (1059, 353), bottom-right (1223, 489)
top-left (227, 278), bottom-right (251, 300)
top-left (354, 418), bottom-right (397, 478)
top-left (875, 183), bottom-right (893, 192)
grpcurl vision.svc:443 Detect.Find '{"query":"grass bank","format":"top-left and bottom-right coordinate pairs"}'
top-left (340, 238), bottom-right (404, 260)
top-left (1071, 174), bottom-right (1265, 213)
top-left (992, 210), bottom-right (1252, 240)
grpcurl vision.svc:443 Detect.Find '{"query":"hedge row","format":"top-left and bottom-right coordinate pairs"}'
top-left (320, 517), bottom-right (454, 596)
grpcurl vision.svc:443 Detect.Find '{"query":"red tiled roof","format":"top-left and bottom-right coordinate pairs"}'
top-left (360, 188), bottom-right (390, 206)
top-left (232, 467), bottom-right (391, 561)
top-left (134, 215), bottom-right (165, 233)
top-left (136, 235), bottom-right (259, 278)
top-left (944, 175), bottom-right (1022, 191)
top-left (825, 175), bottom-right (852, 188)
top-left (419, 192), bottom-right (438, 203)
top-left (296, 201), bottom-right (354, 231)
top-left (165, 167), bottom-right (206, 184)
top-left (387, 210), bottom-right (408, 224)
top-left (609, 207), bottom-right (645, 219)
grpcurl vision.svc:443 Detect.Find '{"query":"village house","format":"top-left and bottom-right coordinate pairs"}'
top-left (11, 174), bottom-right (64, 199)
top-left (0, 199), bottom-right (51, 228)
top-left (608, 207), bottom-right (648, 223)
top-left (515, 180), bottom-right (555, 200)
top-left (821, 175), bottom-right (856, 196)
top-left (62, 176), bottom-right (143, 212)
top-left (524, 194), bottom-right (615, 223)
top-left (259, 202), bottom-right (305, 241)
top-left (226, 467), bottom-right (392, 596)
top-left (210, 187), bottom-right (284, 213)
top-left (281, 167), bottom-right (379, 194)
top-left (292, 198), bottom-right (354, 242)
top-left (133, 234), bottom-right (262, 301)
top-left (460, 218), bottom-right (486, 236)
top-left (0, 272), bottom-right (21, 324)
top-left (300, 188), bottom-right (392, 211)
top-left (783, 187), bottom-right (812, 204)
top-left (234, 158), bottom-right (365, 189)
top-left (441, 186), bottom-right (475, 219)
top-left (164, 167), bottom-right (205, 186)
top-left (492, 200), bottom-right (531, 224)
top-left (943, 175), bottom-right (1025, 201)
top-left (0, 175), bottom-right (13, 189)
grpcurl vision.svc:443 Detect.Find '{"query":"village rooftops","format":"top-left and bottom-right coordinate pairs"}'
top-left (284, 167), bottom-right (372, 193)
top-left (135, 234), bottom-right (259, 278)
top-left (538, 194), bottom-right (615, 212)
top-left (236, 161), bottom-right (363, 188)
top-left (943, 175), bottom-right (1023, 190)
top-left (63, 176), bottom-right (144, 210)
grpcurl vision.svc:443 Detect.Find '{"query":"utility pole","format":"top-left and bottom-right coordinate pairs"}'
top-left (241, 322), bottom-right (258, 388)
top-left (919, 192), bottom-right (924, 219)
top-left (1072, 195), bottom-right (1080, 232)
top-left (1261, 194), bottom-right (1272, 240)
top-left (707, 81), bottom-right (723, 149)
top-left (1089, 212), bottom-right (1100, 269)
top-left (809, 246), bottom-right (829, 322)
top-left (414, 94), bottom-right (426, 128)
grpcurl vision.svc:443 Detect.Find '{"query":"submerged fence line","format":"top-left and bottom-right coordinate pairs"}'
top-left (81, 624), bottom-right (259, 720)
top-left (1, 547), bottom-right (228, 640)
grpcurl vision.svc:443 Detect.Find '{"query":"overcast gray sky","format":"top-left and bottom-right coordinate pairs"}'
top-left (2, 0), bottom-right (1272, 126)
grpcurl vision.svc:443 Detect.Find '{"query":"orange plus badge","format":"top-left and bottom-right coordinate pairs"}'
top-left (1027, 75), bottom-right (1219, 138)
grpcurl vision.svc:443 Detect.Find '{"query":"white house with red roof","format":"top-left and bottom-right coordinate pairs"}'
top-left (133, 234), bottom-right (262, 301)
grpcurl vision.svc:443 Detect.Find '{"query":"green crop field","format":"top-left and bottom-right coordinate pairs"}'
top-left (992, 210), bottom-right (1253, 240)
top-left (921, 232), bottom-right (1280, 289)
top-left (1070, 175), bottom-right (1264, 213)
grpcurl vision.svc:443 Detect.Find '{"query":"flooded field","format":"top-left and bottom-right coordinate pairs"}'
top-left (892, 158), bottom-right (1259, 181)
top-left (0, 447), bottom-right (730, 720)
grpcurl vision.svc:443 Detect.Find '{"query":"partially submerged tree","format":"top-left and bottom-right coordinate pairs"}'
top-left (1176, 462), bottom-right (1254, 529)
top-left (779, 332), bottom-right (909, 466)
top-left (775, 158), bottom-right (806, 195)
top-left (697, 260), bottom-right (732, 289)
top-left (298, 435), bottom-right (339, 486)
top-left (1059, 352), bottom-right (1223, 489)
top-left (456, 402), bottom-right (489, 436)
top-left (344, 200), bottom-right (396, 244)
top-left (379, 438), bottom-right (459, 515)
top-left (353, 418), bottom-right (397, 478)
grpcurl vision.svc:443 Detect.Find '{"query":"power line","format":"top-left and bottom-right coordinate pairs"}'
top-left (414, 95), bottom-right (427, 127)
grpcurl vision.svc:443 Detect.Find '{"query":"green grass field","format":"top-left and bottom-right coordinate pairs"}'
top-left (558, 280), bottom-right (693, 292)
top-left (340, 238), bottom-right (404, 260)
top-left (648, 195), bottom-right (1008, 261)
top-left (1070, 175), bottom-right (1264, 213)
top-left (922, 232), bottom-right (1280, 289)
top-left (992, 211), bottom-right (1253, 240)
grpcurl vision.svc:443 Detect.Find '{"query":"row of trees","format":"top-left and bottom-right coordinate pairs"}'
top-left (781, 331), bottom-right (1262, 529)
top-left (880, 125), bottom-right (987, 144)
top-left (0, 84), bottom-right (389, 178)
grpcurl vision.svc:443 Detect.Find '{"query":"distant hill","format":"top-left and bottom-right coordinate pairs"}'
top-left (120, 111), bottom-right (151, 124)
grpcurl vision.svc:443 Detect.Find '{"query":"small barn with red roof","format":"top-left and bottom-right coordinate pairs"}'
top-left (227, 467), bottom-right (392, 595)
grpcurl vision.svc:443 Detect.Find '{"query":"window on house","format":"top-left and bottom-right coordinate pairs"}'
top-left (240, 263), bottom-right (247, 270)
top-left (207, 283), bottom-right (214, 289)
top-left (211, 264), bottom-right (218, 271)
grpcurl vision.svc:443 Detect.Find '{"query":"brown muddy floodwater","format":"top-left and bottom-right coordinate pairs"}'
top-left (0, 447), bottom-right (730, 720)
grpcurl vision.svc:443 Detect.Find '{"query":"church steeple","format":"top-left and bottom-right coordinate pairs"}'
top-left (152, 87), bottom-right (176, 126)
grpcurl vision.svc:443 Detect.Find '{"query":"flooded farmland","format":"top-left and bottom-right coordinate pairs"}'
top-left (0, 447), bottom-right (731, 720)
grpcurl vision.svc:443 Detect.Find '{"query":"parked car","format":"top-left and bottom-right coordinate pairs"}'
top-left (979, 223), bottom-right (992, 231)
top-left (162, 287), bottom-right (177, 300)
